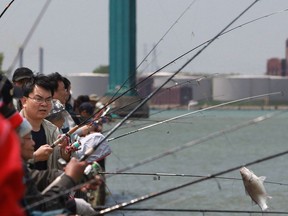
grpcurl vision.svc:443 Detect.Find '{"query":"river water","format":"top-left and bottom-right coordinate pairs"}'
top-left (102, 109), bottom-right (288, 215)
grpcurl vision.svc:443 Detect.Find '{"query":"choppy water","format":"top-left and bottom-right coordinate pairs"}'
top-left (103, 109), bottom-right (288, 215)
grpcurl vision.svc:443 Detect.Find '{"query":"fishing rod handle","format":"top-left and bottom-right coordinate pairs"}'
top-left (50, 125), bottom-right (79, 148)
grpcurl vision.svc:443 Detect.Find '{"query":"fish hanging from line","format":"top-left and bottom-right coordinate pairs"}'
top-left (240, 167), bottom-right (271, 211)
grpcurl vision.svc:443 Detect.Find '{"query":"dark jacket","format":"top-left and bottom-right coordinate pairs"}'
top-left (22, 163), bottom-right (76, 215)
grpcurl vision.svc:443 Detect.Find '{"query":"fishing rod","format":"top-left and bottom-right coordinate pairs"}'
top-left (107, 74), bottom-right (211, 119)
top-left (6, 0), bottom-right (52, 76)
top-left (0, 0), bottom-right (14, 19)
top-left (95, 207), bottom-right (288, 214)
top-left (112, 3), bottom-right (288, 107)
top-left (101, 171), bottom-right (288, 186)
top-left (82, 3), bottom-right (285, 122)
top-left (42, 0), bottom-right (259, 198)
top-left (107, 92), bottom-right (281, 142)
top-left (26, 111), bottom-right (287, 211)
top-left (99, 144), bottom-right (288, 214)
top-left (108, 0), bottom-right (197, 98)
top-left (108, 74), bottom-right (211, 115)
top-left (61, 5), bottom-right (288, 127)
top-left (107, 110), bottom-right (286, 174)
top-left (78, 0), bottom-right (260, 160)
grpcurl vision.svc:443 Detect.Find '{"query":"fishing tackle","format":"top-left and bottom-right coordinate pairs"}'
top-left (51, 106), bottom-right (111, 149)
top-left (65, 139), bottom-right (81, 154)
top-left (84, 161), bottom-right (102, 179)
top-left (82, 0), bottom-right (261, 162)
top-left (107, 111), bottom-right (286, 175)
top-left (0, 0), bottom-right (14, 19)
top-left (101, 170), bottom-right (288, 187)
top-left (99, 145), bottom-right (288, 214)
top-left (107, 92), bottom-right (281, 142)
top-left (41, 0), bottom-right (261, 199)
top-left (95, 207), bottom-right (288, 214)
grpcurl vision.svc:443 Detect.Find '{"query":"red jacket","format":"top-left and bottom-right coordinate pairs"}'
top-left (0, 114), bottom-right (25, 216)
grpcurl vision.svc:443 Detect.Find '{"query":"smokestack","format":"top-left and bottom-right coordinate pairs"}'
top-left (19, 47), bottom-right (23, 67)
top-left (39, 47), bottom-right (44, 74)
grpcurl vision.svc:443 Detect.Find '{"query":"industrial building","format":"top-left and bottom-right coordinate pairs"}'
top-left (67, 73), bottom-right (288, 109)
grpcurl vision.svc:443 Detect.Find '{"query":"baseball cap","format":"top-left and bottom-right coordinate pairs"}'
top-left (12, 67), bottom-right (33, 82)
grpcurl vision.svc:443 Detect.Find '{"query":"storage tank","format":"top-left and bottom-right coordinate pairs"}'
top-left (67, 73), bottom-right (108, 98)
top-left (213, 75), bottom-right (270, 101)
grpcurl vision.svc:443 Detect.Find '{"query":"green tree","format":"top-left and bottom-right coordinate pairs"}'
top-left (93, 65), bottom-right (109, 74)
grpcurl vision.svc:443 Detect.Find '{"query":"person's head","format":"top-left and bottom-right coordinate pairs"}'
top-left (12, 67), bottom-right (33, 87)
top-left (21, 74), bottom-right (54, 121)
top-left (17, 118), bottom-right (35, 161)
top-left (79, 102), bottom-right (94, 120)
top-left (45, 99), bottom-right (67, 129)
top-left (62, 76), bottom-right (72, 103)
top-left (89, 94), bottom-right (99, 107)
top-left (48, 72), bottom-right (68, 105)
top-left (0, 75), bottom-right (23, 128)
top-left (73, 95), bottom-right (90, 113)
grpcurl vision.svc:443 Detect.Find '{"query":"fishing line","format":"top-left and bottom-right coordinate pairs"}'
top-left (107, 110), bottom-right (286, 174)
top-left (109, 0), bottom-right (197, 97)
top-left (92, 2), bottom-right (288, 124)
top-left (6, 0), bottom-right (52, 76)
top-left (0, 0), bottom-right (15, 19)
top-left (107, 92), bottom-right (280, 142)
top-left (137, 0), bottom-right (197, 72)
top-left (74, 5), bottom-right (288, 125)
top-left (101, 171), bottom-right (288, 187)
top-left (79, 0), bottom-right (261, 161)
top-left (99, 141), bottom-right (288, 214)
top-left (40, 0), bottom-right (259, 204)
top-left (95, 207), bottom-right (288, 214)
top-left (100, 180), bottom-right (126, 216)
top-left (107, 75), bottom-right (208, 117)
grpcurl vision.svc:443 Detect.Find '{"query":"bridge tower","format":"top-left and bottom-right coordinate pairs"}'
top-left (108, 0), bottom-right (149, 117)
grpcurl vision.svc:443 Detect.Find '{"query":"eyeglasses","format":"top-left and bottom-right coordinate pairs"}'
top-left (27, 96), bottom-right (52, 104)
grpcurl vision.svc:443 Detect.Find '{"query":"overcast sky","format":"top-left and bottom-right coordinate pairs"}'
top-left (1, 0), bottom-right (288, 77)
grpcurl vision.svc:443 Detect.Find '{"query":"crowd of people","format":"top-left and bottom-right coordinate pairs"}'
top-left (0, 67), bottom-right (109, 216)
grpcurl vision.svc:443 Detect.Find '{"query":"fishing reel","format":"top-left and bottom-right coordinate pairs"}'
top-left (84, 161), bottom-right (102, 179)
top-left (65, 134), bottom-right (81, 154)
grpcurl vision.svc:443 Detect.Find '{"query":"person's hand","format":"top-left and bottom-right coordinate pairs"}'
top-left (33, 144), bottom-right (53, 162)
top-left (64, 157), bottom-right (87, 182)
top-left (81, 175), bottom-right (103, 192)
top-left (74, 198), bottom-right (96, 215)
top-left (57, 134), bottom-right (69, 149)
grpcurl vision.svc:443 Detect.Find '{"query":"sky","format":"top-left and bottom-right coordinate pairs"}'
top-left (1, 0), bottom-right (288, 77)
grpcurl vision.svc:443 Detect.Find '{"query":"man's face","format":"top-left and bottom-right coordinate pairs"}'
top-left (53, 81), bottom-right (67, 105)
top-left (22, 85), bottom-right (53, 120)
top-left (21, 133), bottom-right (35, 161)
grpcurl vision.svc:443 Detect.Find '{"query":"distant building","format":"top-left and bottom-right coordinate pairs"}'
top-left (67, 73), bottom-right (108, 98)
top-left (213, 75), bottom-right (288, 102)
top-left (137, 72), bottom-right (212, 106)
top-left (266, 38), bottom-right (288, 76)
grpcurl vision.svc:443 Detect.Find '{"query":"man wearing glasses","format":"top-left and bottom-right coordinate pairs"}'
top-left (20, 74), bottom-right (70, 170)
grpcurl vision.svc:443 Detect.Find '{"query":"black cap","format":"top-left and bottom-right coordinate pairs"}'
top-left (79, 102), bottom-right (94, 115)
top-left (0, 75), bottom-right (23, 104)
top-left (12, 67), bottom-right (33, 82)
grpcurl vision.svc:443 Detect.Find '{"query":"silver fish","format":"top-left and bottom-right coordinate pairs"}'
top-left (240, 167), bottom-right (271, 211)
